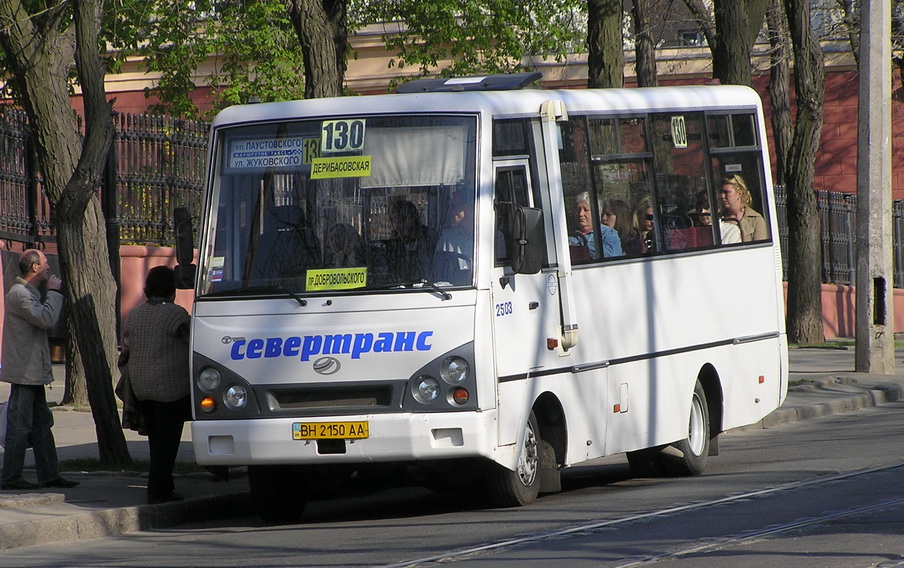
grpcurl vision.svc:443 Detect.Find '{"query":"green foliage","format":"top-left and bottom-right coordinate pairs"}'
top-left (358, 0), bottom-right (585, 89)
top-left (204, 0), bottom-right (306, 113)
top-left (107, 0), bottom-right (305, 119)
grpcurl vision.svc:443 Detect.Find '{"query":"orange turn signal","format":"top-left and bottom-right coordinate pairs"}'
top-left (200, 397), bottom-right (216, 413)
top-left (451, 388), bottom-right (469, 405)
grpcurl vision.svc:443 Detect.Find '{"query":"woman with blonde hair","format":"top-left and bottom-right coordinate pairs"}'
top-left (719, 174), bottom-right (767, 242)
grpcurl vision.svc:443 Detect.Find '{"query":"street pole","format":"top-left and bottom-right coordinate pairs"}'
top-left (854, 0), bottom-right (894, 373)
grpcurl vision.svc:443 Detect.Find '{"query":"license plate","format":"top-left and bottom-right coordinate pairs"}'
top-left (292, 421), bottom-right (369, 440)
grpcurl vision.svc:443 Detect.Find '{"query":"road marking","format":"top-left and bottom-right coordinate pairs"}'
top-left (380, 461), bottom-right (904, 568)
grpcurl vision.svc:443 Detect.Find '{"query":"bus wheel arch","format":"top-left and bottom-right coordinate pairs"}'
top-left (697, 363), bottom-right (723, 455)
top-left (486, 410), bottom-right (541, 507)
top-left (533, 392), bottom-right (566, 494)
top-left (628, 367), bottom-right (721, 478)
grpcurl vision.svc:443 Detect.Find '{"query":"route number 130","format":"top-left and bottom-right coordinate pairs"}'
top-left (321, 119), bottom-right (366, 153)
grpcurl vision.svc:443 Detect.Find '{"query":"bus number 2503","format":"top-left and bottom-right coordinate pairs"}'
top-left (495, 302), bottom-right (513, 317)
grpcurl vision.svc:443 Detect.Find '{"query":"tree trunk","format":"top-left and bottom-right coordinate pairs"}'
top-left (713, 0), bottom-right (752, 85)
top-left (588, 0), bottom-right (625, 89)
top-left (783, 0), bottom-right (826, 345)
top-left (0, 0), bottom-right (130, 464)
top-left (766, 0), bottom-right (792, 185)
top-left (632, 0), bottom-right (659, 87)
top-left (57, 198), bottom-right (129, 463)
top-left (285, 0), bottom-right (347, 99)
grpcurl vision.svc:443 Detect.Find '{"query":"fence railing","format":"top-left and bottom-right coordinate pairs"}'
top-left (0, 110), bottom-right (901, 288)
top-left (774, 186), bottom-right (904, 289)
top-left (0, 109), bottom-right (208, 248)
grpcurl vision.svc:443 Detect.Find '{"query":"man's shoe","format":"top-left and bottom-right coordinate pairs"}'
top-left (1, 479), bottom-right (41, 490)
top-left (42, 477), bottom-right (80, 488)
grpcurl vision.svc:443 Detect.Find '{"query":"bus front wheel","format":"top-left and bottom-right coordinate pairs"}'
top-left (487, 411), bottom-right (541, 507)
top-left (248, 465), bottom-right (308, 523)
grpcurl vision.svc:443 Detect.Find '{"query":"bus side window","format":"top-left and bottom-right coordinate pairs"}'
top-left (650, 114), bottom-right (712, 253)
top-left (708, 113), bottom-right (771, 245)
top-left (494, 167), bottom-right (526, 264)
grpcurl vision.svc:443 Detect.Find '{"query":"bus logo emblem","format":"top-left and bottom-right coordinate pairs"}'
top-left (313, 356), bottom-right (341, 375)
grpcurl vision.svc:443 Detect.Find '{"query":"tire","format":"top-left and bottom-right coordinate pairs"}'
top-left (666, 380), bottom-right (711, 476)
top-left (487, 411), bottom-right (541, 507)
top-left (248, 465), bottom-right (308, 523)
top-left (627, 380), bottom-right (711, 478)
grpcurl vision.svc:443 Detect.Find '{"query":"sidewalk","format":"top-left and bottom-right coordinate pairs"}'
top-left (1, 346), bottom-right (903, 551)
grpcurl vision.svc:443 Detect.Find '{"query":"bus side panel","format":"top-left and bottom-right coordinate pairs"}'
top-left (496, 371), bottom-right (609, 469)
top-left (722, 337), bottom-right (786, 430)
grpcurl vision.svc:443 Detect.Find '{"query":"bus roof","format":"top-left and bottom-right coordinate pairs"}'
top-left (211, 85), bottom-right (763, 129)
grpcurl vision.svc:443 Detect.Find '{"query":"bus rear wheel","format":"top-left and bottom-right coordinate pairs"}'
top-left (487, 411), bottom-right (541, 507)
top-left (248, 465), bottom-right (308, 523)
top-left (668, 380), bottom-right (710, 476)
top-left (627, 380), bottom-right (710, 477)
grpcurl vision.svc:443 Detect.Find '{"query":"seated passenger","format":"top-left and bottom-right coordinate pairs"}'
top-left (435, 190), bottom-right (474, 285)
top-left (720, 174), bottom-right (767, 242)
top-left (325, 223), bottom-right (366, 268)
top-left (569, 192), bottom-right (623, 259)
top-left (693, 191), bottom-right (740, 244)
top-left (387, 199), bottom-right (436, 282)
top-left (601, 199), bottom-right (634, 246)
top-left (624, 196), bottom-right (656, 255)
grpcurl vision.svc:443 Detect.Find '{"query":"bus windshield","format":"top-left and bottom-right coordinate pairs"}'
top-left (199, 115), bottom-right (478, 297)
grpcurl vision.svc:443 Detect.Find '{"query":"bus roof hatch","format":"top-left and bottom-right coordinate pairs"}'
top-left (395, 72), bottom-right (543, 93)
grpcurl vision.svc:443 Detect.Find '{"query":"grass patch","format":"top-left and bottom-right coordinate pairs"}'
top-left (789, 341), bottom-right (852, 349)
top-left (59, 457), bottom-right (207, 475)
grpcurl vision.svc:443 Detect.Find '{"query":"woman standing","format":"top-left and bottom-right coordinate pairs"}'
top-left (122, 265), bottom-right (191, 504)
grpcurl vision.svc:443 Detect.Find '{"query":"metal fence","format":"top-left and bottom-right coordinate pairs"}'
top-left (0, 110), bottom-right (208, 248)
top-left (113, 113), bottom-right (209, 244)
top-left (1, 109), bottom-right (902, 288)
top-left (774, 186), bottom-right (904, 289)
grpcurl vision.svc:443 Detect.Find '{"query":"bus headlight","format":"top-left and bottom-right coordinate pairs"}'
top-left (441, 356), bottom-right (470, 384)
top-left (413, 376), bottom-right (440, 404)
top-left (198, 368), bottom-right (221, 393)
top-left (223, 385), bottom-right (248, 409)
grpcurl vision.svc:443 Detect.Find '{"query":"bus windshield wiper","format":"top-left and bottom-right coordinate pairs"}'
top-left (370, 280), bottom-right (452, 300)
top-left (413, 281), bottom-right (452, 300)
top-left (205, 285), bottom-right (308, 306)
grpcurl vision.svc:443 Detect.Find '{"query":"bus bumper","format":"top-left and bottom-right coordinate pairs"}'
top-left (191, 412), bottom-right (497, 466)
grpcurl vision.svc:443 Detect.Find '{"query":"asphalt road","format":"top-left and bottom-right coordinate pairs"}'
top-left (1, 395), bottom-right (902, 567)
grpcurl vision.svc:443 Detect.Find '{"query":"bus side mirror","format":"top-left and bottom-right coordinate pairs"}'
top-left (173, 207), bottom-right (196, 289)
top-left (510, 206), bottom-right (545, 274)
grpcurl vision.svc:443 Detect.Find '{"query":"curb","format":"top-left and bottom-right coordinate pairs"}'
top-left (739, 375), bottom-right (904, 432)
top-left (0, 491), bottom-right (252, 551)
top-left (1, 372), bottom-right (901, 551)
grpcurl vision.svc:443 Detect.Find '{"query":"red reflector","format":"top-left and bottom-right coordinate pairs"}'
top-left (547, 338), bottom-right (558, 350)
top-left (452, 388), bottom-right (469, 405)
top-left (613, 404), bottom-right (621, 413)
top-left (758, 375), bottom-right (765, 384)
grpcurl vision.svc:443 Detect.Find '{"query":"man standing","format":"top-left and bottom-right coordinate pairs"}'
top-left (1, 249), bottom-right (79, 490)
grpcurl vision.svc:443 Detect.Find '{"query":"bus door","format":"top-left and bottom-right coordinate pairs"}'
top-left (491, 161), bottom-right (560, 381)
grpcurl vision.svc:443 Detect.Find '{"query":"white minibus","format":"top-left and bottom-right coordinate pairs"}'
top-left (175, 73), bottom-right (788, 522)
